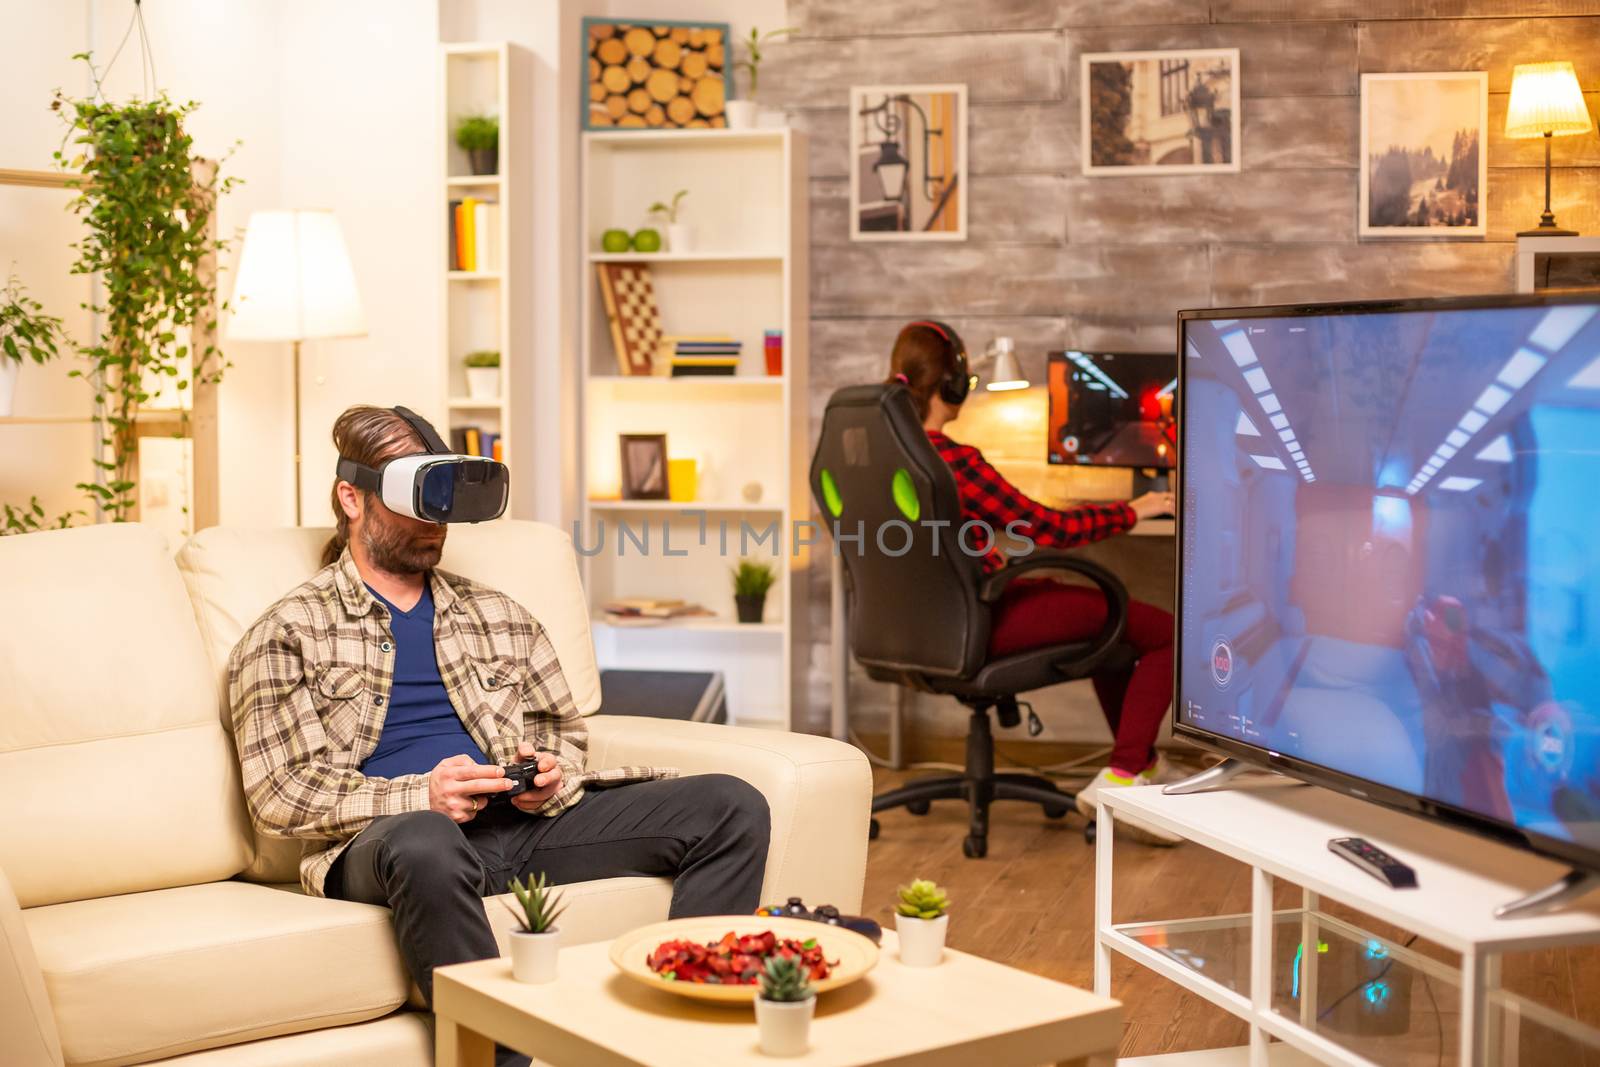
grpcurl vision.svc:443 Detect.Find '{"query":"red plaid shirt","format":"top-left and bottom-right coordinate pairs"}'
top-left (928, 429), bottom-right (1137, 573)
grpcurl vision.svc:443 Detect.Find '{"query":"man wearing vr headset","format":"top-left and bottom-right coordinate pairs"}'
top-left (227, 405), bottom-right (770, 1053)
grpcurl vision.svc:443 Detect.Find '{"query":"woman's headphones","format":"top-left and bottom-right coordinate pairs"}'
top-left (907, 320), bottom-right (972, 405)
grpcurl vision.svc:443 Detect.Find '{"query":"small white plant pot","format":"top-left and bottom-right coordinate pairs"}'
top-left (465, 366), bottom-right (500, 401)
top-left (667, 223), bottom-right (693, 253)
top-left (755, 995), bottom-right (815, 1057)
top-left (509, 928), bottom-right (560, 984)
top-left (726, 99), bottom-right (759, 129)
top-left (894, 912), bottom-right (948, 967)
top-left (0, 360), bottom-right (18, 418)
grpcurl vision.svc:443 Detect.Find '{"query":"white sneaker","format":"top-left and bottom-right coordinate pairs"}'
top-left (1076, 766), bottom-right (1183, 846)
top-left (1137, 753), bottom-right (1187, 786)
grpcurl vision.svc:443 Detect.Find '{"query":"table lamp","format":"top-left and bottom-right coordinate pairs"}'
top-left (227, 210), bottom-right (366, 524)
top-left (1504, 60), bottom-right (1593, 236)
top-left (982, 336), bottom-right (1030, 392)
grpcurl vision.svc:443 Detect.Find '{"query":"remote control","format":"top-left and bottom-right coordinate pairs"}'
top-left (1329, 837), bottom-right (1417, 889)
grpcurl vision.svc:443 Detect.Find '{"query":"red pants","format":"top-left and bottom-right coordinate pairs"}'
top-left (987, 578), bottom-right (1174, 774)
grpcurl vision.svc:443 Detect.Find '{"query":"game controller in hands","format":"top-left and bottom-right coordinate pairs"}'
top-left (495, 761), bottom-right (540, 801)
top-left (758, 897), bottom-right (883, 944)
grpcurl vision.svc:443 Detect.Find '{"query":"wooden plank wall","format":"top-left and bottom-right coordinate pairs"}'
top-left (766, 1), bottom-right (1600, 736)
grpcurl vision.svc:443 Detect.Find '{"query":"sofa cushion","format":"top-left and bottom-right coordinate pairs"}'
top-left (176, 521), bottom-right (605, 884)
top-left (0, 524), bottom-right (251, 908)
top-left (23, 880), bottom-right (410, 1067)
top-left (146, 1013), bottom-right (431, 1067)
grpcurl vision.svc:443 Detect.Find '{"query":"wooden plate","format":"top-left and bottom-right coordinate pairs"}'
top-left (609, 915), bottom-right (880, 1005)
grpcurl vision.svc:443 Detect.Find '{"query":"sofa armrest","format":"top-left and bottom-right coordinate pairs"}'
top-left (585, 718), bottom-right (873, 913)
top-left (0, 865), bottom-right (63, 1067)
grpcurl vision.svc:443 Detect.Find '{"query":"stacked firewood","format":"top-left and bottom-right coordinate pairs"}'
top-left (588, 23), bottom-right (728, 129)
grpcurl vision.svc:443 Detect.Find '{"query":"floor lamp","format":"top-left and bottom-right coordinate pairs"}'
top-left (227, 210), bottom-right (366, 525)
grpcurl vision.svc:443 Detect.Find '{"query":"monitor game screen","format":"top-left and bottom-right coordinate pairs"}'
top-left (1047, 350), bottom-right (1178, 468)
top-left (1179, 300), bottom-right (1600, 860)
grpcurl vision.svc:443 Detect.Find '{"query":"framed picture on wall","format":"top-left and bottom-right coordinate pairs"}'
top-left (583, 18), bottom-right (731, 130)
top-left (619, 433), bottom-right (670, 499)
top-left (1359, 71), bottom-right (1487, 238)
top-left (1081, 49), bottom-right (1240, 175)
top-left (849, 84), bottom-right (967, 241)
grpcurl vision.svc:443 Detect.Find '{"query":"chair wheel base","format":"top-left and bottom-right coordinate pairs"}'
top-left (869, 818), bottom-right (881, 841)
top-left (906, 800), bottom-right (932, 816)
top-left (1044, 805), bottom-right (1070, 819)
top-left (1084, 820), bottom-right (1097, 844)
top-left (962, 835), bottom-right (988, 858)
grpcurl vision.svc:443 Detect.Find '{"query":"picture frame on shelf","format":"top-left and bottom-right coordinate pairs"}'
top-left (583, 18), bottom-right (732, 131)
top-left (620, 433), bottom-right (670, 500)
top-left (849, 84), bottom-right (967, 241)
top-left (1359, 71), bottom-right (1486, 238)
top-left (1080, 49), bottom-right (1240, 176)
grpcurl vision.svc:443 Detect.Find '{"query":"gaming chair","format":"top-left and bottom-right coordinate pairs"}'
top-left (810, 383), bottom-right (1134, 857)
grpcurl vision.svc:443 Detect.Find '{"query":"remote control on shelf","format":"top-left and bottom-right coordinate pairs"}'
top-left (1328, 836), bottom-right (1418, 889)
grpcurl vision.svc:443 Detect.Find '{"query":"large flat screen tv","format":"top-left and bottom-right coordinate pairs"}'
top-left (1177, 292), bottom-right (1600, 874)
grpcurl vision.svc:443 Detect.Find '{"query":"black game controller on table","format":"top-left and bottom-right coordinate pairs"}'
top-left (758, 897), bottom-right (883, 944)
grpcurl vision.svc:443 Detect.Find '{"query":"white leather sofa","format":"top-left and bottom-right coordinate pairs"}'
top-left (1, 521), bottom-right (872, 1066)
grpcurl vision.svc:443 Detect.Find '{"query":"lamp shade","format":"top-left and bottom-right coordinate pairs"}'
top-left (983, 337), bottom-right (1030, 391)
top-left (227, 210), bottom-right (366, 341)
top-left (1505, 61), bottom-right (1592, 139)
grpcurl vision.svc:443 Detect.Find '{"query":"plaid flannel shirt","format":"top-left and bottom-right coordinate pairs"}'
top-left (227, 548), bottom-right (673, 896)
top-left (928, 429), bottom-right (1137, 572)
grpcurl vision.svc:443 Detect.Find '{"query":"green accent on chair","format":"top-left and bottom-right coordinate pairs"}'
top-left (820, 468), bottom-right (843, 518)
top-left (891, 468), bottom-right (920, 522)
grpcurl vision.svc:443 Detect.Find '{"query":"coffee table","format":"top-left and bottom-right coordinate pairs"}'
top-left (434, 929), bottom-right (1121, 1066)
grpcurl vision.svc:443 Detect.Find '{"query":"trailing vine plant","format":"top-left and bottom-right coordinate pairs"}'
top-left (52, 51), bottom-right (237, 521)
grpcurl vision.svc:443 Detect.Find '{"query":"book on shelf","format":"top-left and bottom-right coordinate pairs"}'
top-left (448, 196), bottom-right (500, 272)
top-left (449, 425), bottom-right (498, 459)
top-left (667, 334), bottom-right (742, 376)
top-left (600, 598), bottom-right (714, 624)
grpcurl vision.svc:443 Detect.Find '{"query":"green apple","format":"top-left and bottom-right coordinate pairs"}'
top-left (601, 228), bottom-right (631, 253)
top-left (632, 228), bottom-right (662, 253)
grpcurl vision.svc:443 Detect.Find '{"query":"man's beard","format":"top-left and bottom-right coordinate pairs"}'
top-left (360, 506), bottom-right (446, 575)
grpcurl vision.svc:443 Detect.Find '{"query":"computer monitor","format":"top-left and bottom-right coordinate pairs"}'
top-left (1046, 350), bottom-right (1178, 470)
top-left (1177, 292), bottom-right (1600, 874)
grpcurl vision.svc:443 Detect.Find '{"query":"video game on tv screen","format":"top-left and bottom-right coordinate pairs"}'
top-left (1047, 350), bottom-right (1177, 469)
top-left (1179, 300), bottom-right (1600, 858)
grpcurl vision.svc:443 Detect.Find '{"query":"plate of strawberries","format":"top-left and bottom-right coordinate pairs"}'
top-left (609, 915), bottom-right (880, 1004)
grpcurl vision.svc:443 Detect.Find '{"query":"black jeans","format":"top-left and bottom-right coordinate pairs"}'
top-left (325, 773), bottom-right (770, 1007)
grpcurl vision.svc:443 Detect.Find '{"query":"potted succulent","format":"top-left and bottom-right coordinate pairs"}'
top-left (455, 113), bottom-right (499, 176)
top-left (730, 26), bottom-right (795, 129)
top-left (463, 349), bottom-right (500, 401)
top-left (732, 558), bottom-right (776, 624)
top-left (649, 190), bottom-right (691, 253)
top-left (754, 952), bottom-right (815, 1056)
top-left (894, 878), bottom-right (950, 967)
top-left (0, 272), bottom-right (67, 418)
top-left (503, 872), bottom-right (566, 983)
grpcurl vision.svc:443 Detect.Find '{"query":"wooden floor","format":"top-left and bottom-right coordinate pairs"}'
top-left (862, 765), bottom-right (1600, 1063)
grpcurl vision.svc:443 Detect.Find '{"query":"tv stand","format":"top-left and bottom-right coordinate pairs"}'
top-left (1496, 868), bottom-right (1600, 919)
top-left (1094, 783), bottom-right (1600, 1065)
top-left (1162, 756), bottom-right (1251, 795)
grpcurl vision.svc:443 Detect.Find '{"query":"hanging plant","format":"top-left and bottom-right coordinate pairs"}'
top-left (52, 52), bottom-right (237, 521)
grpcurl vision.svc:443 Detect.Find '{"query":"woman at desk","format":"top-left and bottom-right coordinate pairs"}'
top-left (888, 320), bottom-right (1180, 845)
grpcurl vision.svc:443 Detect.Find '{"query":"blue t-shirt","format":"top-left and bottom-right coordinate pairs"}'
top-left (359, 582), bottom-right (491, 779)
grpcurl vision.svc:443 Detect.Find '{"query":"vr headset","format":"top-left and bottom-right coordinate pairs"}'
top-left (335, 406), bottom-right (509, 524)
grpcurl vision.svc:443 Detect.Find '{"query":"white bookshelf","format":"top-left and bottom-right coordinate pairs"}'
top-left (439, 42), bottom-right (530, 499)
top-left (579, 128), bottom-right (810, 729)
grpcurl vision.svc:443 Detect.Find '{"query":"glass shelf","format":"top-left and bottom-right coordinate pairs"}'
top-left (1114, 909), bottom-right (1600, 1066)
